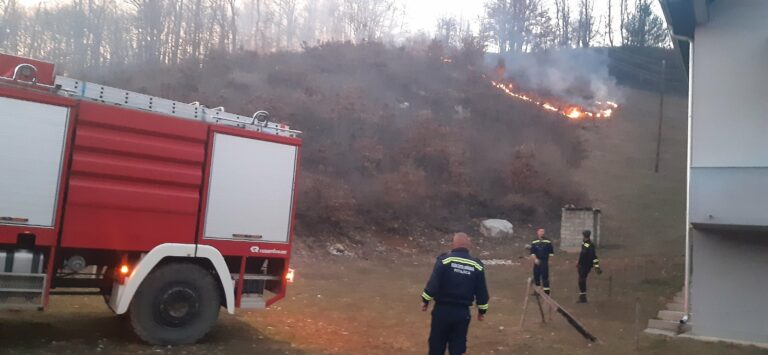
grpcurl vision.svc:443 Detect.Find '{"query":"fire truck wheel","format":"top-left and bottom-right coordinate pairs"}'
top-left (129, 262), bottom-right (221, 345)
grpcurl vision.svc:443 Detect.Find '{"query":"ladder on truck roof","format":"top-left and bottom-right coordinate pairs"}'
top-left (53, 76), bottom-right (301, 138)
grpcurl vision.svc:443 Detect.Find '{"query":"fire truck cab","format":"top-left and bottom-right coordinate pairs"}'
top-left (0, 53), bottom-right (301, 345)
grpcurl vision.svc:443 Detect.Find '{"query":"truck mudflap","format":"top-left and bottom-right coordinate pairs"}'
top-left (109, 243), bottom-right (235, 315)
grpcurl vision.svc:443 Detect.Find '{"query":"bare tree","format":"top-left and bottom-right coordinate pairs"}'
top-left (342, 0), bottom-right (399, 42)
top-left (129, 0), bottom-right (166, 63)
top-left (227, 0), bottom-right (238, 52)
top-left (620, 0), bottom-right (628, 45)
top-left (0, 0), bottom-right (411, 72)
top-left (274, 0), bottom-right (297, 49)
top-left (575, 0), bottom-right (596, 47)
top-left (553, 0), bottom-right (571, 47)
top-left (299, 0), bottom-right (320, 46)
top-left (322, 0), bottom-right (347, 41)
top-left (435, 16), bottom-right (459, 48)
top-left (0, 0), bottom-right (24, 54)
top-left (239, 0), bottom-right (270, 52)
top-left (529, 6), bottom-right (555, 51)
top-left (484, 0), bottom-right (552, 53)
top-left (241, 0), bottom-right (257, 50)
top-left (209, 0), bottom-right (235, 52)
top-left (606, 0), bottom-right (614, 46)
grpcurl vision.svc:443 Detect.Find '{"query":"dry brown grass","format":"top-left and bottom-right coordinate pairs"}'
top-left (101, 42), bottom-right (590, 239)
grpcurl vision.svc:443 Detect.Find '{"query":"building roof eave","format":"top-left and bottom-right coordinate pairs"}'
top-left (660, 0), bottom-right (712, 72)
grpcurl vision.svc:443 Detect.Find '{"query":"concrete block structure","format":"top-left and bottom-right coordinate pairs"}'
top-left (559, 207), bottom-right (601, 253)
top-left (662, 0), bottom-right (768, 346)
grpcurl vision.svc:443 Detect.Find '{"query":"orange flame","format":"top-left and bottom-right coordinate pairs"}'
top-left (491, 80), bottom-right (618, 120)
top-left (564, 107), bottom-right (583, 119)
top-left (542, 103), bottom-right (558, 112)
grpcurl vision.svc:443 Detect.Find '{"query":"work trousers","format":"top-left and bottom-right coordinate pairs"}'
top-left (533, 262), bottom-right (550, 293)
top-left (578, 265), bottom-right (593, 294)
top-left (428, 303), bottom-right (471, 355)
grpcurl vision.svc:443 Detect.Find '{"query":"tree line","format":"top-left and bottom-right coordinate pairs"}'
top-left (474, 0), bottom-right (667, 53)
top-left (0, 0), bottom-right (404, 72)
top-left (0, 0), bottom-right (668, 72)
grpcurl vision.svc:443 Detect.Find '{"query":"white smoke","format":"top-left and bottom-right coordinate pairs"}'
top-left (487, 49), bottom-right (624, 109)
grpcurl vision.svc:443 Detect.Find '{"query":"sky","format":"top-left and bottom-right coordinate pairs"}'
top-left (402, 0), bottom-right (486, 35)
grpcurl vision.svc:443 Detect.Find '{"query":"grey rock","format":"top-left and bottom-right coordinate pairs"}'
top-left (479, 219), bottom-right (514, 238)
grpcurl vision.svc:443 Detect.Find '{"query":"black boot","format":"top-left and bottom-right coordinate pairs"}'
top-left (577, 293), bottom-right (588, 303)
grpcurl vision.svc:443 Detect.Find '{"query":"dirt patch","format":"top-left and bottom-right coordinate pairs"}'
top-left (3, 251), bottom-right (763, 355)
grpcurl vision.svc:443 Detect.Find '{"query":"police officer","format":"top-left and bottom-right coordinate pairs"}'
top-left (529, 228), bottom-right (554, 294)
top-left (422, 232), bottom-right (489, 355)
top-left (577, 230), bottom-right (601, 303)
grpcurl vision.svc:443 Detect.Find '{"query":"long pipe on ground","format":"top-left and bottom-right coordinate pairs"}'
top-left (672, 34), bottom-right (694, 322)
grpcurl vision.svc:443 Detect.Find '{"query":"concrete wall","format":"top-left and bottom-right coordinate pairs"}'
top-left (559, 208), bottom-right (600, 253)
top-left (690, 230), bottom-right (768, 343)
top-left (689, 0), bottom-right (768, 227)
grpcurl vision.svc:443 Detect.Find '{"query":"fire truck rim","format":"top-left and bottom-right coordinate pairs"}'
top-left (155, 285), bottom-right (201, 328)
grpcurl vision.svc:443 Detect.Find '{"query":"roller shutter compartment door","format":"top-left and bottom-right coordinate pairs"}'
top-left (203, 133), bottom-right (297, 243)
top-left (0, 97), bottom-right (69, 228)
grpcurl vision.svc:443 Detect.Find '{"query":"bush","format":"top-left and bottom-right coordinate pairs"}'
top-left (104, 42), bottom-right (589, 238)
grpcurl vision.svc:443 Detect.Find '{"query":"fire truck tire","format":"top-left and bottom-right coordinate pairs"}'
top-left (129, 262), bottom-right (221, 345)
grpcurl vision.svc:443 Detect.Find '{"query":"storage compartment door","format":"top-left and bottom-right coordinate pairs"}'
top-left (203, 133), bottom-right (298, 243)
top-left (0, 97), bottom-right (69, 228)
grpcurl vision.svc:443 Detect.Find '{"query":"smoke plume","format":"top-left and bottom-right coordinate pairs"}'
top-left (488, 49), bottom-right (624, 109)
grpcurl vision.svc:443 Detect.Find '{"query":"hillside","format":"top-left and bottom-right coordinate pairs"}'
top-left (574, 87), bottom-right (687, 254)
top-left (95, 42), bottom-right (590, 240)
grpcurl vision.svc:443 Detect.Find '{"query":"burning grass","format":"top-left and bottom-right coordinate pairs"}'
top-left (491, 80), bottom-right (619, 120)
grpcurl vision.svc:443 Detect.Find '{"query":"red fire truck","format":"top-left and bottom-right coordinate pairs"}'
top-left (0, 53), bottom-right (301, 345)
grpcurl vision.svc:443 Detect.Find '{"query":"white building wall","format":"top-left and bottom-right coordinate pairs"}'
top-left (688, 0), bottom-right (768, 227)
top-left (688, 0), bottom-right (768, 344)
top-left (691, 0), bottom-right (768, 168)
top-left (690, 230), bottom-right (768, 343)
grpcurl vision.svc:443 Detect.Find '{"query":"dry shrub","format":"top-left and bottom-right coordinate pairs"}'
top-left (103, 41), bottom-right (589, 237)
top-left (267, 67), bottom-right (309, 89)
top-left (296, 173), bottom-right (358, 234)
top-left (375, 162), bottom-right (430, 216)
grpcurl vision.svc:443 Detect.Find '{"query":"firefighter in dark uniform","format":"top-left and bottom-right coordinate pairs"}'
top-left (577, 230), bottom-right (602, 303)
top-left (421, 232), bottom-right (489, 355)
top-left (529, 228), bottom-right (554, 294)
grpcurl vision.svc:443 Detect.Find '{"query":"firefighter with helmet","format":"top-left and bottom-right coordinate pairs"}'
top-left (577, 230), bottom-right (602, 303)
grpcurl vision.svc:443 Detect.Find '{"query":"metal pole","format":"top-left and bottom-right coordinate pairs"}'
top-left (654, 59), bottom-right (666, 173)
top-left (672, 35), bottom-right (695, 320)
top-left (683, 40), bottom-right (694, 320)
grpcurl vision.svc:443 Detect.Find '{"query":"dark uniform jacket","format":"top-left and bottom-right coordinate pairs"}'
top-left (530, 238), bottom-right (554, 262)
top-left (578, 240), bottom-right (600, 268)
top-left (421, 248), bottom-right (490, 314)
